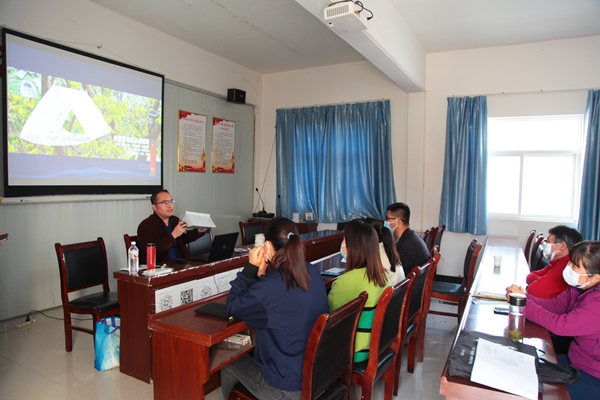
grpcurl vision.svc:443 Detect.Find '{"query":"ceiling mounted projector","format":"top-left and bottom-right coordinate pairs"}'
top-left (324, 1), bottom-right (368, 34)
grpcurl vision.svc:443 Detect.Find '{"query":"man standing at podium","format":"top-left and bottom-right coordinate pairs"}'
top-left (137, 189), bottom-right (209, 264)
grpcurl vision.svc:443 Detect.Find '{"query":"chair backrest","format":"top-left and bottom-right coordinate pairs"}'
top-left (462, 239), bottom-right (483, 292)
top-left (425, 227), bottom-right (439, 254)
top-left (124, 234), bottom-right (138, 259)
top-left (406, 260), bottom-right (433, 325)
top-left (238, 221), bottom-right (264, 245)
top-left (370, 278), bottom-right (412, 362)
top-left (420, 252), bottom-right (441, 324)
top-left (188, 230), bottom-right (214, 256)
top-left (55, 237), bottom-right (111, 297)
top-left (532, 239), bottom-right (550, 272)
top-left (530, 233), bottom-right (545, 271)
top-left (434, 225), bottom-right (445, 249)
top-left (302, 292), bottom-right (368, 399)
top-left (524, 229), bottom-right (536, 267)
top-left (420, 229), bottom-right (430, 240)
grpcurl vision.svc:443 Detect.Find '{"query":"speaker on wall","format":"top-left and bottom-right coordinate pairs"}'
top-left (227, 88), bottom-right (246, 104)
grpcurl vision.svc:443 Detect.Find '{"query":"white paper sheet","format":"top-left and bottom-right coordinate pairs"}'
top-left (470, 338), bottom-right (538, 399)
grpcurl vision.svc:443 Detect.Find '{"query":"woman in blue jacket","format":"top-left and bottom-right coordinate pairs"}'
top-left (221, 217), bottom-right (329, 399)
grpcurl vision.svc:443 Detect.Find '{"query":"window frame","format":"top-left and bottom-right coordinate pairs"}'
top-left (487, 114), bottom-right (585, 223)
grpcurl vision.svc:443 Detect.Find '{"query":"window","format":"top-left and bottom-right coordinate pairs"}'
top-left (487, 115), bottom-right (584, 220)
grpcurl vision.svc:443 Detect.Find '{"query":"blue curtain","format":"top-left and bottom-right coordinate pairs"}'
top-left (578, 90), bottom-right (600, 240)
top-left (439, 96), bottom-right (488, 235)
top-left (275, 100), bottom-right (396, 223)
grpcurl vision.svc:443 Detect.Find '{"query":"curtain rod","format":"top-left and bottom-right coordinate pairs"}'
top-left (452, 87), bottom-right (598, 98)
top-left (277, 98), bottom-right (390, 110)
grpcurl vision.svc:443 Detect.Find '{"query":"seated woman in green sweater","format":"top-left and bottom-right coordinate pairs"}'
top-left (328, 219), bottom-right (391, 362)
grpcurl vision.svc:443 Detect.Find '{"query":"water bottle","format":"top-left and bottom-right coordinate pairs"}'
top-left (128, 241), bottom-right (139, 274)
top-left (508, 293), bottom-right (526, 341)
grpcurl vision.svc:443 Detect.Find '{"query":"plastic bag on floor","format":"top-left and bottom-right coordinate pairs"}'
top-left (94, 316), bottom-right (120, 371)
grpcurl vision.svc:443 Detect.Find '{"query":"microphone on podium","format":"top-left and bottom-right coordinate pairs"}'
top-left (253, 188), bottom-right (274, 218)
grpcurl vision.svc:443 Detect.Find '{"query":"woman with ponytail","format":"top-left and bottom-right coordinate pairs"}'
top-left (364, 218), bottom-right (405, 285)
top-left (221, 217), bottom-right (329, 399)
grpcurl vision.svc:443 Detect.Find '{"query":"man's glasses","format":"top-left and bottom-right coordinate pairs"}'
top-left (154, 199), bottom-right (175, 205)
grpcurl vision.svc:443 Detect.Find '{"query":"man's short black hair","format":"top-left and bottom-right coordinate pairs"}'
top-left (150, 189), bottom-right (169, 205)
top-left (386, 202), bottom-right (410, 225)
top-left (549, 225), bottom-right (583, 250)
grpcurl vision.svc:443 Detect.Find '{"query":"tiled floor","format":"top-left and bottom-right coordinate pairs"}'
top-left (0, 307), bottom-right (457, 400)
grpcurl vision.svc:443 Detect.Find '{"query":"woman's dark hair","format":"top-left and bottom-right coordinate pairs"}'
top-left (364, 217), bottom-right (400, 272)
top-left (343, 220), bottom-right (387, 287)
top-left (264, 217), bottom-right (309, 291)
top-left (569, 240), bottom-right (600, 276)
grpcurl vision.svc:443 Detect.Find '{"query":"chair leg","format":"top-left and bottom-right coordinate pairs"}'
top-left (63, 311), bottom-right (73, 352)
top-left (407, 332), bottom-right (417, 374)
top-left (417, 319), bottom-right (427, 362)
top-left (393, 344), bottom-right (404, 396)
top-left (384, 362), bottom-right (396, 400)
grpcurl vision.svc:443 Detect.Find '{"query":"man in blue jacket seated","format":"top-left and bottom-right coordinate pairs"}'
top-left (221, 217), bottom-right (329, 399)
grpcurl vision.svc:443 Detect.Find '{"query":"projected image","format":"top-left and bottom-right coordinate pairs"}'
top-left (7, 68), bottom-right (161, 158)
top-left (3, 30), bottom-right (164, 196)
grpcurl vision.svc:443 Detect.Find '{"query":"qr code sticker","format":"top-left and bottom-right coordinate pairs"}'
top-left (180, 288), bottom-right (194, 305)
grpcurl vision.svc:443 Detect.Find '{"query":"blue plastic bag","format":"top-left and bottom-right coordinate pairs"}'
top-left (94, 316), bottom-right (120, 371)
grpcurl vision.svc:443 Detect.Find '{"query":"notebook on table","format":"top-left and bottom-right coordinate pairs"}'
top-left (188, 232), bottom-right (239, 262)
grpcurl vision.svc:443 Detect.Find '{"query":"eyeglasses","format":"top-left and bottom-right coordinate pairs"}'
top-left (154, 199), bottom-right (175, 205)
top-left (385, 217), bottom-right (397, 221)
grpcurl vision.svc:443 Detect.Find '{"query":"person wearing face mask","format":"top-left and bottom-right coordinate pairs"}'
top-left (522, 241), bottom-right (600, 399)
top-left (328, 220), bottom-right (390, 362)
top-left (364, 217), bottom-right (405, 285)
top-left (221, 217), bottom-right (329, 399)
top-left (385, 202), bottom-right (430, 276)
top-left (519, 225), bottom-right (583, 299)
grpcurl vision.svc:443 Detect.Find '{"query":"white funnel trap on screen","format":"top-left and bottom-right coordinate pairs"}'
top-left (20, 85), bottom-right (111, 146)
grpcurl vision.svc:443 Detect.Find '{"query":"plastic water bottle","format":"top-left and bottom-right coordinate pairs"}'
top-left (128, 241), bottom-right (139, 274)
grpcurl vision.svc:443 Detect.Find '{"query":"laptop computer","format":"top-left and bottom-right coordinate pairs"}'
top-left (189, 232), bottom-right (239, 262)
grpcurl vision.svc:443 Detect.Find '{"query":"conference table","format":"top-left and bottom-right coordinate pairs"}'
top-left (114, 229), bottom-right (343, 384)
top-left (439, 236), bottom-right (570, 400)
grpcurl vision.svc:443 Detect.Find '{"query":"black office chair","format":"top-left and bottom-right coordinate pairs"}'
top-left (229, 292), bottom-right (368, 400)
top-left (55, 237), bottom-right (120, 352)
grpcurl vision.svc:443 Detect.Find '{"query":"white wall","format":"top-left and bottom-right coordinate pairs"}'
top-left (0, 0), bottom-right (263, 321)
top-left (259, 61), bottom-right (416, 220)
top-left (424, 36), bottom-right (600, 275)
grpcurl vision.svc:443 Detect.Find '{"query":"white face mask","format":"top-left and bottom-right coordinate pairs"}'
top-left (543, 242), bottom-right (556, 260)
top-left (562, 263), bottom-right (591, 289)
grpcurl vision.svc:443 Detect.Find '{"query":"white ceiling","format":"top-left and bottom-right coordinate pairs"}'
top-left (88, 0), bottom-right (600, 75)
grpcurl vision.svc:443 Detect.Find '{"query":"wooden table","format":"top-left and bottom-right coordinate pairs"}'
top-left (150, 293), bottom-right (252, 400)
top-left (439, 236), bottom-right (570, 400)
top-left (114, 229), bottom-right (343, 383)
top-left (248, 218), bottom-right (318, 234)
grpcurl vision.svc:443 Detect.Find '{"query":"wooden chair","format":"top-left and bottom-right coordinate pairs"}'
top-left (123, 233), bottom-right (138, 260)
top-left (393, 253), bottom-right (439, 395)
top-left (429, 239), bottom-right (482, 320)
top-left (352, 277), bottom-right (414, 400)
top-left (420, 228), bottom-right (430, 240)
top-left (55, 237), bottom-right (120, 352)
top-left (425, 226), bottom-right (439, 255)
top-left (524, 229), bottom-right (536, 268)
top-left (238, 221), bottom-right (265, 246)
top-left (228, 292), bottom-right (368, 400)
top-left (433, 225), bottom-right (445, 251)
top-left (531, 237), bottom-right (550, 272)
